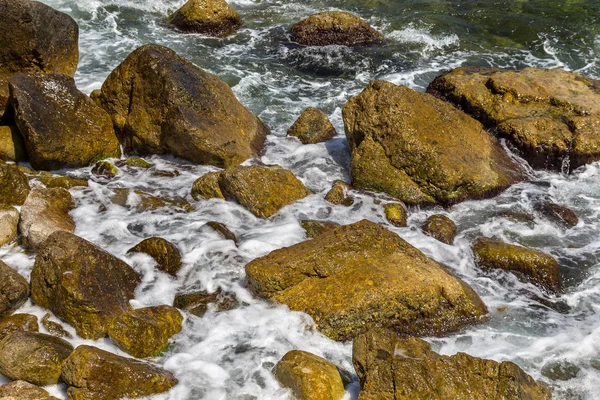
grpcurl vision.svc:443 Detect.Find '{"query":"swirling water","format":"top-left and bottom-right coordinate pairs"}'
top-left (2, 0), bottom-right (600, 399)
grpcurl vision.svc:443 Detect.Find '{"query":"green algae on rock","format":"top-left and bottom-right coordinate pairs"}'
top-left (353, 328), bottom-right (552, 400)
top-left (169, 0), bottom-right (242, 37)
top-left (290, 11), bottom-right (384, 46)
top-left (275, 350), bottom-right (345, 400)
top-left (30, 231), bottom-right (141, 339)
top-left (0, 161), bottom-right (30, 206)
top-left (288, 107), bottom-right (337, 144)
top-left (343, 80), bottom-right (525, 205)
top-left (422, 214), bottom-right (457, 245)
top-left (0, 261), bottom-right (29, 317)
top-left (246, 220), bottom-right (487, 341)
top-left (127, 237), bottom-right (182, 276)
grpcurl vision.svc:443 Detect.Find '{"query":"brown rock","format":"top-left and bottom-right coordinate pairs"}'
top-left (41, 313), bottom-right (72, 339)
top-left (422, 214), bottom-right (457, 245)
top-left (472, 237), bottom-right (560, 292)
top-left (39, 175), bottom-right (88, 189)
top-left (127, 237), bottom-right (182, 276)
top-left (0, 314), bottom-right (39, 338)
top-left (0, 206), bottom-right (19, 246)
top-left (535, 201), bottom-right (579, 228)
top-left (290, 12), bottom-right (384, 46)
top-left (30, 231), bottom-right (141, 339)
top-left (169, 0), bottom-right (242, 37)
top-left (191, 171), bottom-right (225, 200)
top-left (0, 380), bottom-right (60, 400)
top-left (288, 107), bottom-right (337, 144)
top-left (97, 44), bottom-right (269, 167)
top-left (91, 160), bottom-right (118, 178)
top-left (173, 289), bottom-right (239, 317)
top-left (110, 188), bottom-right (193, 213)
top-left (0, 261), bottom-right (29, 317)
top-left (275, 350), bottom-right (345, 400)
top-left (206, 221), bottom-right (237, 243)
top-left (324, 180), bottom-right (354, 206)
top-left (0, 161), bottom-right (30, 206)
top-left (300, 220), bottom-right (339, 239)
top-left (0, 125), bottom-right (26, 162)
top-left (383, 203), bottom-right (407, 227)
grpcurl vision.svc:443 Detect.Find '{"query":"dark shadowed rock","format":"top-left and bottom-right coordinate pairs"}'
top-left (30, 231), bottom-right (141, 339)
top-left (383, 203), bottom-right (407, 227)
top-left (127, 237), bottom-right (182, 276)
top-left (343, 81), bottom-right (525, 205)
top-left (9, 74), bottom-right (120, 170)
top-left (290, 12), bottom-right (383, 46)
top-left (0, 330), bottom-right (73, 386)
top-left (288, 107), bottom-right (336, 144)
top-left (324, 180), bottom-right (354, 206)
top-left (0, 206), bottom-right (19, 246)
top-left (174, 289), bottom-right (239, 317)
top-left (541, 360), bottom-right (581, 381)
top-left (61, 345), bottom-right (178, 399)
top-left (422, 214), bottom-right (457, 245)
top-left (535, 201), bottom-right (579, 228)
top-left (472, 237), bottom-right (560, 292)
top-left (246, 220), bottom-right (487, 341)
top-left (275, 350), bottom-right (345, 400)
top-left (206, 221), bottom-right (237, 243)
top-left (0, 380), bottom-right (60, 400)
top-left (300, 220), bottom-right (339, 239)
top-left (169, 0), bottom-right (242, 37)
top-left (0, 261), bottom-right (29, 317)
top-left (97, 44), bottom-right (269, 167)
top-left (353, 328), bottom-right (551, 400)
top-left (0, 313), bottom-right (38, 338)
top-left (0, 161), bottom-right (30, 205)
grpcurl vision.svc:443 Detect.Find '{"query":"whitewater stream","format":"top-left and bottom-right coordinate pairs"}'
top-left (2, 0), bottom-right (600, 399)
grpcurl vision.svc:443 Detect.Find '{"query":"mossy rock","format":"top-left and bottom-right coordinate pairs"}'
top-left (472, 237), bottom-right (560, 292)
top-left (0, 380), bottom-right (60, 400)
top-left (428, 67), bottom-right (600, 172)
top-left (41, 313), bottom-right (72, 339)
top-left (300, 220), bottom-right (339, 239)
top-left (192, 171), bottom-right (225, 200)
top-left (0, 206), bottom-right (19, 246)
top-left (535, 201), bottom-right (579, 228)
top-left (0, 161), bottom-right (30, 206)
top-left (219, 164), bottom-right (312, 218)
top-left (324, 180), bottom-right (353, 206)
top-left (288, 107), bottom-right (337, 144)
top-left (206, 221), bottom-right (237, 243)
top-left (30, 231), bottom-right (142, 339)
top-left (91, 160), bottom-right (119, 178)
top-left (353, 328), bottom-right (552, 400)
top-left (122, 156), bottom-right (153, 168)
top-left (9, 74), bottom-right (121, 170)
top-left (39, 175), bottom-right (88, 189)
top-left (169, 0), bottom-right (242, 37)
top-left (422, 214), bottom-right (457, 245)
top-left (383, 203), bottom-right (407, 227)
top-left (275, 350), bottom-right (345, 400)
top-left (97, 44), bottom-right (269, 167)
top-left (61, 345), bottom-right (178, 399)
top-left (0, 330), bottom-right (73, 386)
top-left (290, 11), bottom-right (384, 46)
top-left (0, 313), bottom-right (38, 339)
top-left (246, 220), bottom-right (487, 341)
top-left (107, 305), bottom-right (183, 358)
top-left (111, 188), bottom-right (193, 213)
top-left (173, 289), bottom-right (239, 317)
top-left (0, 125), bottom-right (27, 162)
top-left (343, 81), bottom-right (525, 205)
top-left (127, 237), bottom-right (182, 277)
top-left (0, 261), bottom-right (29, 318)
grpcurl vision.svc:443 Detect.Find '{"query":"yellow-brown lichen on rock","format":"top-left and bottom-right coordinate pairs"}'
top-left (288, 107), bottom-right (337, 144)
top-left (127, 237), bottom-right (182, 276)
top-left (290, 11), bottom-right (384, 46)
top-left (0, 161), bottom-right (30, 206)
top-left (39, 175), bottom-right (88, 189)
top-left (428, 67), bottom-right (600, 172)
top-left (91, 160), bottom-right (119, 178)
top-left (246, 220), bottom-right (487, 341)
top-left (0, 261), bottom-right (29, 317)
top-left (343, 80), bottom-right (525, 205)
top-left (472, 237), bottom-right (560, 292)
top-left (300, 220), bottom-right (339, 239)
top-left (169, 0), bottom-right (242, 37)
top-left (0, 380), bottom-right (60, 400)
top-left (324, 180), bottom-right (354, 206)
top-left (422, 214), bottom-right (457, 245)
top-left (353, 328), bottom-right (552, 400)
top-left (0, 313), bottom-right (39, 339)
top-left (0, 125), bottom-right (26, 162)
top-left (192, 171), bottom-right (225, 200)
top-left (383, 203), bottom-right (407, 227)
top-left (275, 350), bottom-right (345, 400)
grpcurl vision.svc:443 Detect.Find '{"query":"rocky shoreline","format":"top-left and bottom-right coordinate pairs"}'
top-left (1, 0), bottom-right (599, 399)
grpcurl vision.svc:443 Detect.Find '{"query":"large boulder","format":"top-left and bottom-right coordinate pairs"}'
top-left (472, 237), bottom-right (560, 292)
top-left (246, 220), bottom-right (487, 341)
top-left (288, 107), bottom-right (337, 144)
top-left (168, 0), bottom-right (242, 37)
top-left (353, 328), bottom-right (551, 400)
top-left (0, 330), bottom-right (73, 386)
top-left (0, 206), bottom-right (19, 246)
top-left (96, 44), bottom-right (269, 167)
top-left (275, 350), bottom-right (345, 400)
top-left (343, 81), bottom-right (525, 205)
top-left (0, 380), bottom-right (60, 400)
top-left (107, 305), bottom-right (183, 358)
top-left (9, 74), bottom-right (120, 170)
top-left (0, 0), bottom-right (78, 116)
top-left (0, 162), bottom-right (30, 206)
top-left (127, 237), bottom-right (182, 277)
top-left (19, 187), bottom-right (75, 249)
top-left (290, 12), bottom-right (384, 46)
top-left (61, 345), bottom-right (178, 399)
top-left (428, 67), bottom-right (600, 172)
top-left (0, 261), bottom-right (29, 317)
top-left (30, 231), bottom-right (142, 339)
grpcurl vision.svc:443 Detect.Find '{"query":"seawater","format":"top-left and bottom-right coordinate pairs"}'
top-left (1, 0), bottom-right (600, 399)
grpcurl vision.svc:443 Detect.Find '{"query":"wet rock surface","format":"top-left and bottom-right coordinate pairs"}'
top-left (191, 171), bottom-right (225, 200)
top-left (0, 380), bottom-right (60, 400)
top-left (300, 220), bottom-right (339, 238)
top-left (174, 289), bottom-right (239, 317)
top-left (127, 237), bottom-right (182, 276)
top-left (0, 162), bottom-right (30, 206)
top-left (422, 214), bottom-right (457, 245)
top-left (206, 221), bottom-right (237, 243)
top-left (324, 180), bottom-right (354, 206)
top-left (290, 11), bottom-right (384, 46)
top-left (0, 260), bottom-right (29, 317)
top-left (0, 206), bottom-right (19, 246)
top-left (0, 313), bottom-right (39, 338)
top-left (383, 203), bottom-right (407, 227)
top-left (288, 107), bottom-right (337, 144)
top-left (169, 0), bottom-right (242, 37)
top-left (535, 201), bottom-right (579, 228)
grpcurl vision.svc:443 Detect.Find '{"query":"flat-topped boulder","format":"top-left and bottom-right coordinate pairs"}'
top-left (246, 220), bottom-right (487, 341)
top-left (96, 44), bottom-right (269, 167)
top-left (169, 0), bottom-right (242, 37)
top-left (343, 80), bottom-right (525, 205)
top-left (428, 67), bottom-right (600, 172)
top-left (290, 11), bottom-right (384, 46)
top-left (9, 74), bottom-right (120, 170)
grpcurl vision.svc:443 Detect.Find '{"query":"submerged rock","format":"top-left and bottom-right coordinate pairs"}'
top-left (169, 0), bottom-right (242, 37)
top-left (0, 261), bottom-right (29, 317)
top-left (343, 81), bottom-right (525, 205)
top-left (541, 360), bottom-right (581, 381)
top-left (0, 314), bottom-right (39, 338)
top-left (191, 171), bottom-right (225, 200)
top-left (246, 220), bottom-right (487, 341)
top-left (127, 237), bottom-right (182, 276)
top-left (353, 328), bottom-right (552, 400)
top-left (0, 380), bottom-right (60, 400)
top-left (0, 162), bottom-right (30, 206)
top-left (61, 345), bottom-right (178, 399)
top-left (0, 206), bottom-right (19, 246)
top-left (428, 67), bottom-right (600, 172)
top-left (324, 180), bottom-right (354, 206)
top-left (110, 188), bottom-right (193, 213)
top-left (39, 175), bottom-right (88, 189)
top-left (275, 350), bottom-right (345, 400)
top-left (290, 12), bottom-right (384, 46)
top-left (97, 44), bottom-right (269, 167)
top-left (206, 221), bottom-right (237, 243)
top-left (107, 306), bottom-right (183, 358)
top-left (19, 187), bottom-right (75, 249)
top-left (288, 107), bottom-right (336, 144)
top-left (9, 74), bottom-right (121, 170)
top-left (300, 220), bottom-right (339, 239)
top-left (383, 203), bottom-right (407, 227)
top-left (0, 125), bottom-right (26, 162)
top-left (30, 231), bottom-right (141, 339)
top-left (91, 160), bottom-right (119, 178)
top-left (422, 214), bottom-right (457, 245)
top-left (173, 289), bottom-right (239, 317)
top-left (0, 330), bottom-right (73, 386)
top-left (472, 237), bottom-right (560, 292)
top-left (535, 201), bottom-right (579, 228)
